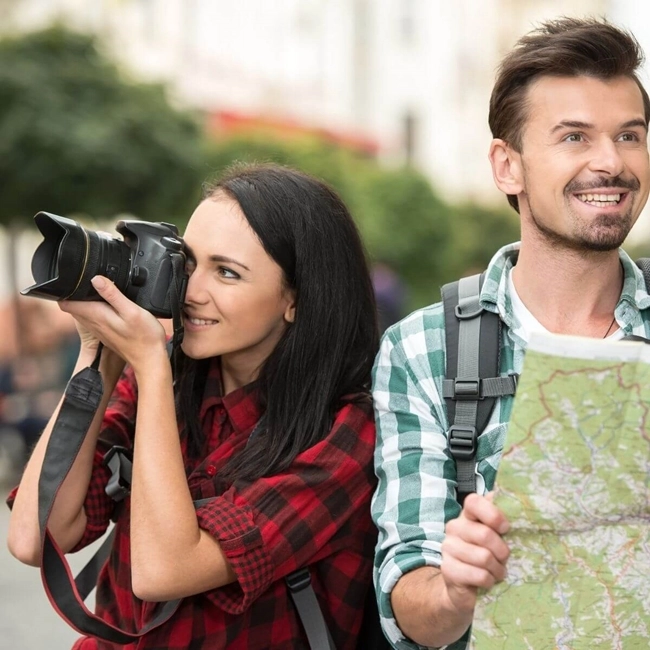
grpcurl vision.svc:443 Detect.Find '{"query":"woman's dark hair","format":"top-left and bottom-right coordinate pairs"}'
top-left (489, 17), bottom-right (650, 212)
top-left (176, 163), bottom-right (379, 482)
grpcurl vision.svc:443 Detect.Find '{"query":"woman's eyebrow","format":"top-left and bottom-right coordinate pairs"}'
top-left (183, 243), bottom-right (250, 271)
top-left (208, 254), bottom-right (250, 271)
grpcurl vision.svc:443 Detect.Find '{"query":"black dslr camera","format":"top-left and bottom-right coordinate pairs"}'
top-left (21, 212), bottom-right (188, 319)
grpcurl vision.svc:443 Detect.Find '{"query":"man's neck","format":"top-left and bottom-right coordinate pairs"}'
top-left (512, 238), bottom-right (623, 338)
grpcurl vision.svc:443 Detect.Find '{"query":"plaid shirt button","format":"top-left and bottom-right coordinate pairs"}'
top-left (206, 464), bottom-right (217, 476)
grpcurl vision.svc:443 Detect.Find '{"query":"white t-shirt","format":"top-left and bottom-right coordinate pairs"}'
top-left (507, 269), bottom-right (624, 341)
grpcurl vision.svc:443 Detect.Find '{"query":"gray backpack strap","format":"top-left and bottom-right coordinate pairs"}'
top-left (286, 569), bottom-right (336, 650)
top-left (441, 273), bottom-right (517, 504)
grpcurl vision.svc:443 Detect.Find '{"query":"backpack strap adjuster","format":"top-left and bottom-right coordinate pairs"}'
top-left (285, 567), bottom-right (312, 593)
top-left (452, 378), bottom-right (482, 400)
top-left (448, 425), bottom-right (478, 460)
top-left (454, 301), bottom-right (483, 320)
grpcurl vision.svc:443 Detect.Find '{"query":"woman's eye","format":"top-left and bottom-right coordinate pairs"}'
top-left (185, 259), bottom-right (196, 275)
top-left (218, 267), bottom-right (240, 279)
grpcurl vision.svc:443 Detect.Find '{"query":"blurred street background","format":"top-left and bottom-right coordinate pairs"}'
top-left (0, 477), bottom-right (104, 648)
top-left (2, 0), bottom-right (650, 647)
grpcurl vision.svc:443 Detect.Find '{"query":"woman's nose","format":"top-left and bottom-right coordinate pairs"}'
top-left (183, 269), bottom-right (208, 304)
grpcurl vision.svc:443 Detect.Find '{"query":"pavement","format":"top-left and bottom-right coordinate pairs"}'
top-left (0, 475), bottom-right (101, 649)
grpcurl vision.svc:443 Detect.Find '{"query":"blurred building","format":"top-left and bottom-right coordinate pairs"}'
top-left (2, 0), bottom-right (649, 212)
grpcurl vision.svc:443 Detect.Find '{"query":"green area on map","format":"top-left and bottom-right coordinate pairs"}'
top-left (471, 340), bottom-right (650, 649)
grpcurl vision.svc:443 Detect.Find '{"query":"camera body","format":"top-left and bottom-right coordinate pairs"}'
top-left (21, 212), bottom-right (188, 319)
top-left (115, 219), bottom-right (188, 317)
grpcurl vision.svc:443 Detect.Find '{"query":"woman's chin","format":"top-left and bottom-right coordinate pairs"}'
top-left (179, 340), bottom-right (213, 360)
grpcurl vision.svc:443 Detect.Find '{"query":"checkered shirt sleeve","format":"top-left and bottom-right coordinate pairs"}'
top-left (371, 304), bottom-right (471, 649)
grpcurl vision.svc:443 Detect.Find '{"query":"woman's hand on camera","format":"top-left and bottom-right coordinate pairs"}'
top-left (71, 312), bottom-right (102, 355)
top-left (59, 275), bottom-right (168, 375)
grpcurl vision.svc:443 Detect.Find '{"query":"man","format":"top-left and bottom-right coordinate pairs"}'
top-left (371, 17), bottom-right (650, 649)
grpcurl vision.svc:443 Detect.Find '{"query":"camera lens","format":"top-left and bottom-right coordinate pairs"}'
top-left (22, 212), bottom-right (132, 302)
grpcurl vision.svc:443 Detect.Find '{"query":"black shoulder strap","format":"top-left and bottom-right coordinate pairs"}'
top-left (441, 273), bottom-right (517, 504)
top-left (636, 258), bottom-right (650, 291)
top-left (38, 351), bottom-right (181, 644)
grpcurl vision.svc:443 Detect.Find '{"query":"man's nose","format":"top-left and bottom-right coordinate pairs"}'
top-left (588, 138), bottom-right (625, 177)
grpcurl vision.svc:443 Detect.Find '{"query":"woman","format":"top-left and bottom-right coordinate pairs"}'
top-left (7, 163), bottom-right (379, 649)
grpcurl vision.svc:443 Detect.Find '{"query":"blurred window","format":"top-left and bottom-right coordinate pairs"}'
top-left (400, 0), bottom-right (417, 44)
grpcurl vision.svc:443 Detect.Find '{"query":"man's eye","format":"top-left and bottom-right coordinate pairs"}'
top-left (565, 133), bottom-right (584, 142)
top-left (619, 132), bottom-right (639, 142)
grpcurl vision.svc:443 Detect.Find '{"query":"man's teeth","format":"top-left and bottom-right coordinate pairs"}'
top-left (189, 318), bottom-right (218, 325)
top-left (576, 193), bottom-right (622, 206)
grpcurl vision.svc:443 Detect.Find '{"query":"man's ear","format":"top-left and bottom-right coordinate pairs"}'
top-left (489, 139), bottom-right (524, 196)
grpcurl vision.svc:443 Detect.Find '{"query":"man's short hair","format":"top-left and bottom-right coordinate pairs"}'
top-left (489, 17), bottom-right (650, 212)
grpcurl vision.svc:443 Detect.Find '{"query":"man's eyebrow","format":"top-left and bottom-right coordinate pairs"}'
top-left (550, 118), bottom-right (648, 133)
top-left (550, 120), bottom-right (593, 133)
top-left (621, 118), bottom-right (648, 131)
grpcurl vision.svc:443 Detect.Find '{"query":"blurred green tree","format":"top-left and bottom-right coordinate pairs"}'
top-left (0, 26), bottom-right (204, 224)
top-left (444, 203), bottom-right (520, 282)
top-left (203, 134), bottom-right (520, 310)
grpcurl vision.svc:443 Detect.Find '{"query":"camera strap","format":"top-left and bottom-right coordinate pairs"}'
top-left (38, 345), bottom-right (183, 644)
top-left (169, 250), bottom-right (185, 350)
top-left (168, 249), bottom-right (186, 378)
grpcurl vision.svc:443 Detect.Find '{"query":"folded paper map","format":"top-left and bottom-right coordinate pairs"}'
top-left (471, 331), bottom-right (650, 649)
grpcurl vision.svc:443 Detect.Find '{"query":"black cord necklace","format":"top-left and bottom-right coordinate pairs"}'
top-left (603, 315), bottom-right (617, 338)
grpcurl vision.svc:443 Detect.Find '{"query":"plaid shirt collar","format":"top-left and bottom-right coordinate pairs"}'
top-left (479, 242), bottom-right (650, 346)
top-left (199, 358), bottom-right (261, 434)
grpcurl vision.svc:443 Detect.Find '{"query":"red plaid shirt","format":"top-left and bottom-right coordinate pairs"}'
top-left (9, 359), bottom-right (377, 650)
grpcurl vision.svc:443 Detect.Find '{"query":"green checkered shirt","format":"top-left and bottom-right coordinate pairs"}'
top-left (371, 242), bottom-right (650, 650)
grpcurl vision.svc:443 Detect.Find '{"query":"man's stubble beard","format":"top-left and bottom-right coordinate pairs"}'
top-left (528, 201), bottom-right (633, 252)
top-left (523, 176), bottom-right (636, 253)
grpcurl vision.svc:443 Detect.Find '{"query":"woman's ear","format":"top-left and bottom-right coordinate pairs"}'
top-left (489, 139), bottom-right (524, 197)
top-left (284, 294), bottom-right (296, 324)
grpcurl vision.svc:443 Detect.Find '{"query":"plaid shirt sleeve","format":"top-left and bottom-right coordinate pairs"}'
top-left (371, 305), bottom-right (471, 650)
top-left (193, 398), bottom-right (377, 615)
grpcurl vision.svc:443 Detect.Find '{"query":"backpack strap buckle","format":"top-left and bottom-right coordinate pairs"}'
top-left (448, 425), bottom-right (478, 460)
top-left (453, 378), bottom-right (481, 400)
top-left (285, 567), bottom-right (311, 593)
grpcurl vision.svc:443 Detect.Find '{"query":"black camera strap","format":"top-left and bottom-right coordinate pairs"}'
top-left (169, 251), bottom-right (185, 349)
top-left (168, 250), bottom-right (186, 378)
top-left (38, 346), bottom-right (183, 644)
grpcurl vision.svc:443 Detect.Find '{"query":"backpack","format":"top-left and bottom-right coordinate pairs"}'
top-left (441, 258), bottom-right (650, 504)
